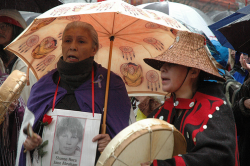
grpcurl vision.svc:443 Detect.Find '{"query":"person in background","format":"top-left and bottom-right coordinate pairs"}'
top-left (230, 51), bottom-right (249, 84)
top-left (0, 9), bottom-right (37, 104)
top-left (0, 58), bottom-right (25, 166)
top-left (226, 49), bottom-right (236, 71)
top-left (141, 31), bottom-right (239, 166)
top-left (16, 21), bottom-right (131, 165)
top-left (133, 96), bottom-right (163, 121)
top-left (232, 52), bottom-right (250, 166)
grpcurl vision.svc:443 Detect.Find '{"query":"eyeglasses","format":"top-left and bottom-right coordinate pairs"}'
top-left (0, 23), bottom-right (11, 31)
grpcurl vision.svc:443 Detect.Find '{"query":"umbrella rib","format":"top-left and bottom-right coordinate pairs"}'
top-left (239, 38), bottom-right (250, 49)
top-left (116, 36), bottom-right (154, 58)
top-left (111, 12), bottom-right (116, 35)
top-left (116, 31), bottom-right (168, 37)
top-left (114, 19), bottom-right (140, 35)
top-left (96, 30), bottom-right (110, 36)
top-left (89, 14), bottom-right (111, 35)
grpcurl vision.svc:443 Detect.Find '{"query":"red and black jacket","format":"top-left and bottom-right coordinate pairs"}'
top-left (148, 81), bottom-right (239, 166)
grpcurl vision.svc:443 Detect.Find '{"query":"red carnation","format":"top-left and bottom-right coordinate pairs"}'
top-left (42, 114), bottom-right (53, 125)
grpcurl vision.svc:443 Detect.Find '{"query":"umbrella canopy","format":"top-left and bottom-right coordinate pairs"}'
top-left (207, 10), bottom-right (235, 22)
top-left (5, 0), bottom-right (188, 134)
top-left (137, 1), bottom-right (215, 40)
top-left (219, 14), bottom-right (250, 55)
top-left (5, 1), bottom-right (188, 97)
top-left (143, 1), bottom-right (169, 15)
top-left (20, 11), bottom-right (41, 26)
top-left (0, 0), bottom-right (62, 13)
top-left (208, 5), bottom-right (250, 50)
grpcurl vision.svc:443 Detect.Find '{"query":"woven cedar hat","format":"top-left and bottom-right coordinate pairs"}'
top-left (0, 9), bottom-right (27, 29)
top-left (144, 31), bottom-right (225, 82)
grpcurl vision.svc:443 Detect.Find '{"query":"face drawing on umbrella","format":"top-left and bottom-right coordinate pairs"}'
top-left (31, 36), bottom-right (57, 59)
top-left (120, 62), bottom-right (143, 87)
top-left (62, 22), bottom-right (98, 63)
top-left (56, 117), bottom-right (84, 156)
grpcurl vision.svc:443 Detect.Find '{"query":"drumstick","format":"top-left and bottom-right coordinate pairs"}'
top-left (23, 123), bottom-right (34, 153)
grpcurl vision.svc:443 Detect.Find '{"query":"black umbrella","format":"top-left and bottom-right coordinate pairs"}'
top-left (0, 0), bottom-right (62, 13)
top-left (219, 14), bottom-right (250, 55)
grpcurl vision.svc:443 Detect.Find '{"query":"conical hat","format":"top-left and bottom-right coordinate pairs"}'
top-left (144, 31), bottom-right (225, 82)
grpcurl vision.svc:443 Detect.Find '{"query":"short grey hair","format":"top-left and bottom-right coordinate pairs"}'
top-left (63, 21), bottom-right (99, 51)
top-left (56, 117), bottom-right (84, 142)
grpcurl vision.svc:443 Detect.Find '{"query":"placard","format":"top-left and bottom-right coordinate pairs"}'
top-left (32, 109), bottom-right (101, 166)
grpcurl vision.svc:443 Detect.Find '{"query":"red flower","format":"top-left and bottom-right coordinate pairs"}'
top-left (42, 114), bottom-right (53, 125)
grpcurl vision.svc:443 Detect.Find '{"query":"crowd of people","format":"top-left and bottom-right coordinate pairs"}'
top-left (0, 6), bottom-right (249, 166)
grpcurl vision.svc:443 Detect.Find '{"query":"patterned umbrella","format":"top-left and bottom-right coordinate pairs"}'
top-left (5, 0), bottom-right (188, 132)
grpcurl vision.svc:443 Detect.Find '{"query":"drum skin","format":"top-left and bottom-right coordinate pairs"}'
top-left (0, 70), bottom-right (27, 124)
top-left (96, 118), bottom-right (186, 166)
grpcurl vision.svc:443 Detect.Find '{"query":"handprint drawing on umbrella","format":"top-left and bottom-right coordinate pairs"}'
top-left (119, 46), bottom-right (135, 60)
top-left (50, 7), bottom-right (71, 16)
top-left (146, 70), bottom-right (160, 91)
top-left (143, 37), bottom-right (164, 51)
top-left (72, 4), bottom-right (89, 12)
top-left (18, 35), bottom-right (39, 53)
top-left (145, 22), bottom-right (176, 33)
top-left (36, 55), bottom-right (56, 72)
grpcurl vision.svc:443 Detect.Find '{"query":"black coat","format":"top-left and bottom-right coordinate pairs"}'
top-left (148, 81), bottom-right (239, 166)
top-left (233, 76), bottom-right (250, 166)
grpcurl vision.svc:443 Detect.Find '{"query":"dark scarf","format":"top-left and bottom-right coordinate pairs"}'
top-left (57, 56), bottom-right (94, 89)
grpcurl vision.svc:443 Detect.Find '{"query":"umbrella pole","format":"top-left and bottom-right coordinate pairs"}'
top-left (101, 36), bottom-right (115, 134)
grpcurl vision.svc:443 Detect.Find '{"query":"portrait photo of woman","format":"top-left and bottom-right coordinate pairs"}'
top-left (53, 116), bottom-right (86, 157)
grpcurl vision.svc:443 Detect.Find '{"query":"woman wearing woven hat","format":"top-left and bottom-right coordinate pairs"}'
top-left (0, 9), bottom-right (37, 104)
top-left (142, 31), bottom-right (239, 166)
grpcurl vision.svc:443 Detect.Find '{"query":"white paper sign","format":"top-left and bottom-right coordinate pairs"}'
top-left (32, 109), bottom-right (101, 166)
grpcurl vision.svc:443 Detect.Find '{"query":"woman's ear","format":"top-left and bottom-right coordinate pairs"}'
top-left (190, 68), bottom-right (200, 79)
top-left (91, 45), bottom-right (97, 57)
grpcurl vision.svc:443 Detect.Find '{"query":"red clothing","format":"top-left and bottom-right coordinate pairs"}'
top-left (148, 81), bottom-right (239, 166)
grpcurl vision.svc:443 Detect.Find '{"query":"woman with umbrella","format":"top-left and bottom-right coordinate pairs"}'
top-left (142, 31), bottom-right (239, 166)
top-left (16, 21), bottom-right (131, 165)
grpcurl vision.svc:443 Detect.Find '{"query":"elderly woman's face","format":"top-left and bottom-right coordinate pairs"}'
top-left (0, 23), bottom-right (13, 47)
top-left (62, 27), bottom-right (97, 63)
top-left (160, 62), bottom-right (188, 92)
top-left (58, 130), bottom-right (80, 155)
